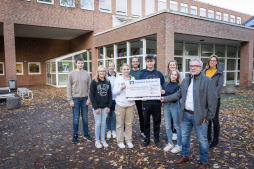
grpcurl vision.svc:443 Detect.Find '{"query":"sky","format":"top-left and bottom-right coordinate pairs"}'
top-left (196, 0), bottom-right (254, 16)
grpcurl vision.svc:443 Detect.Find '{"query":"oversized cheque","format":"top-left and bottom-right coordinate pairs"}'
top-left (126, 79), bottom-right (161, 100)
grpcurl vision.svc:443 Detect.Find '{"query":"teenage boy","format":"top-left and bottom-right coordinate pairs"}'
top-left (67, 56), bottom-right (93, 143)
top-left (139, 54), bottom-right (165, 148)
top-left (129, 57), bottom-right (145, 138)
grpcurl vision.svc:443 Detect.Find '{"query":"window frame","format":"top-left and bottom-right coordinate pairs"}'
top-left (208, 10), bottom-right (214, 18)
top-left (224, 13), bottom-right (229, 21)
top-left (116, 0), bottom-right (127, 15)
top-left (145, 0), bottom-right (155, 15)
top-left (158, 0), bottom-right (167, 11)
top-left (216, 12), bottom-right (221, 20)
top-left (80, 0), bottom-right (94, 10)
top-left (170, 0), bottom-right (178, 11)
top-left (16, 62), bottom-right (24, 75)
top-left (0, 62), bottom-right (4, 75)
top-left (237, 17), bottom-right (241, 24)
top-left (60, 0), bottom-right (75, 7)
top-left (190, 6), bottom-right (197, 15)
top-left (132, 0), bottom-right (141, 17)
top-left (28, 62), bottom-right (41, 75)
top-left (99, 0), bottom-right (112, 13)
top-left (230, 15), bottom-right (235, 23)
top-left (37, 0), bottom-right (54, 5)
top-left (180, 3), bottom-right (188, 13)
top-left (200, 8), bottom-right (206, 17)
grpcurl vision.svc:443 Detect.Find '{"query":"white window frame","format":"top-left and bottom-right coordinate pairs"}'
top-left (200, 8), bottom-right (206, 17)
top-left (0, 62), bottom-right (4, 75)
top-left (158, 0), bottom-right (167, 11)
top-left (208, 10), bottom-right (214, 18)
top-left (99, 0), bottom-right (112, 13)
top-left (16, 62), bottom-right (24, 75)
top-left (80, 0), bottom-right (94, 10)
top-left (146, 0), bottom-right (155, 15)
top-left (28, 62), bottom-right (41, 75)
top-left (116, 0), bottom-right (127, 15)
top-left (190, 6), bottom-right (197, 15)
top-left (170, 1), bottom-right (178, 11)
top-left (224, 13), bottom-right (228, 21)
top-left (132, 0), bottom-right (141, 17)
top-left (180, 3), bottom-right (187, 13)
top-left (216, 12), bottom-right (221, 20)
top-left (230, 15), bottom-right (235, 23)
top-left (37, 0), bottom-right (54, 4)
top-left (60, 0), bottom-right (75, 7)
top-left (237, 17), bottom-right (241, 24)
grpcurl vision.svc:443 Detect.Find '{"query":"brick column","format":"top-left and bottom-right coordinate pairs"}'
top-left (4, 21), bottom-right (16, 86)
top-left (239, 40), bottom-right (253, 87)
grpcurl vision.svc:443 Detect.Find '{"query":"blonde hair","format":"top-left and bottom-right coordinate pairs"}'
top-left (167, 69), bottom-right (182, 85)
top-left (167, 60), bottom-right (178, 78)
top-left (206, 55), bottom-right (219, 69)
top-left (94, 65), bottom-right (109, 82)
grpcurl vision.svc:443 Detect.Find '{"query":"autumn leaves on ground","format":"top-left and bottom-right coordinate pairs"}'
top-left (0, 85), bottom-right (253, 168)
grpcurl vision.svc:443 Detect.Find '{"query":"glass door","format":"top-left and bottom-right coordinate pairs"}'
top-left (46, 62), bottom-right (52, 85)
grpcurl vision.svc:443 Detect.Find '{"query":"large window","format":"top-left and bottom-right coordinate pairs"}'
top-left (208, 10), bottom-right (214, 18)
top-left (60, 0), bottom-right (75, 7)
top-left (0, 62), bottom-right (4, 75)
top-left (200, 8), bottom-right (206, 17)
top-left (28, 62), bottom-right (41, 75)
top-left (100, 0), bottom-right (111, 13)
top-left (230, 15), bottom-right (235, 23)
top-left (224, 13), bottom-right (228, 21)
top-left (132, 0), bottom-right (141, 17)
top-left (37, 0), bottom-right (54, 4)
top-left (216, 12), bottom-right (221, 20)
top-left (16, 62), bottom-right (24, 75)
top-left (158, 0), bottom-right (167, 11)
top-left (185, 43), bottom-right (198, 56)
top-left (237, 17), bottom-right (241, 24)
top-left (180, 3), bottom-right (187, 13)
top-left (146, 0), bottom-right (154, 15)
top-left (81, 0), bottom-right (94, 10)
top-left (170, 1), bottom-right (178, 11)
top-left (190, 6), bottom-right (197, 15)
top-left (116, 0), bottom-right (127, 15)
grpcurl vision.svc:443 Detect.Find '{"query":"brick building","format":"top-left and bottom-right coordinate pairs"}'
top-left (0, 0), bottom-right (253, 87)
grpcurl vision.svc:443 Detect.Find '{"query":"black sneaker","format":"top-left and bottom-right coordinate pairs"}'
top-left (209, 139), bottom-right (219, 148)
top-left (84, 135), bottom-right (93, 141)
top-left (72, 135), bottom-right (78, 144)
top-left (155, 141), bottom-right (162, 148)
top-left (141, 139), bottom-right (150, 147)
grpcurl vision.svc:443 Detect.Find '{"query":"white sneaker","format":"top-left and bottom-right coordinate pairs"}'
top-left (112, 130), bottom-right (116, 138)
top-left (172, 133), bottom-right (177, 141)
top-left (127, 142), bottom-right (134, 148)
top-left (163, 143), bottom-right (174, 152)
top-left (95, 141), bottom-right (102, 149)
top-left (117, 142), bottom-right (125, 149)
top-left (171, 145), bottom-right (182, 153)
top-left (101, 140), bottom-right (109, 148)
top-left (141, 133), bottom-right (146, 138)
top-left (107, 131), bottom-right (111, 139)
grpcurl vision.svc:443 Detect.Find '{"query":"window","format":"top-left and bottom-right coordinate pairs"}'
top-left (200, 8), bottom-right (206, 17)
top-left (230, 15), bottom-right (235, 23)
top-left (208, 10), bottom-right (214, 18)
top-left (170, 1), bottom-right (178, 11)
top-left (237, 17), bottom-right (241, 24)
top-left (146, 0), bottom-right (155, 15)
top-left (116, 0), bottom-right (127, 15)
top-left (100, 0), bottom-right (111, 13)
top-left (81, 0), bottom-right (94, 10)
top-left (180, 3), bottom-right (187, 13)
top-left (158, 0), bottom-right (167, 11)
top-left (224, 13), bottom-right (228, 21)
top-left (185, 43), bottom-right (198, 56)
top-left (0, 62), bottom-right (4, 75)
top-left (60, 0), bottom-right (75, 7)
top-left (37, 0), bottom-right (54, 4)
top-left (16, 62), bottom-right (24, 75)
top-left (28, 62), bottom-right (41, 75)
top-left (132, 0), bottom-right (141, 17)
top-left (190, 6), bottom-right (197, 15)
top-left (216, 12), bottom-right (221, 20)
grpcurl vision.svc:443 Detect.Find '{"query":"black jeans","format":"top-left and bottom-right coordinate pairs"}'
top-left (143, 102), bottom-right (161, 140)
top-left (135, 100), bottom-right (145, 133)
top-left (208, 98), bottom-right (221, 141)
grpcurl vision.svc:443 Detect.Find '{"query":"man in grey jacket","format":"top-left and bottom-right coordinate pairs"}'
top-left (160, 59), bottom-right (217, 169)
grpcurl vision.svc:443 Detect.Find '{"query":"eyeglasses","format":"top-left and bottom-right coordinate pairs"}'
top-left (210, 60), bottom-right (217, 62)
top-left (99, 71), bottom-right (106, 72)
top-left (189, 65), bottom-right (201, 68)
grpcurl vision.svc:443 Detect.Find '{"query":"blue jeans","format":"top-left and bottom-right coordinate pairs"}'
top-left (106, 100), bottom-right (116, 131)
top-left (164, 102), bottom-right (182, 146)
top-left (72, 97), bottom-right (89, 136)
top-left (181, 111), bottom-right (209, 163)
top-left (93, 108), bottom-right (108, 141)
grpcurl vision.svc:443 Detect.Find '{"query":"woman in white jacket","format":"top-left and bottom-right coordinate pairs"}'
top-left (113, 63), bottom-right (136, 149)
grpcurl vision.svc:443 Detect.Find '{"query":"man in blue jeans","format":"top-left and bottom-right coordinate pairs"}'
top-left (161, 59), bottom-right (217, 169)
top-left (67, 56), bottom-right (93, 143)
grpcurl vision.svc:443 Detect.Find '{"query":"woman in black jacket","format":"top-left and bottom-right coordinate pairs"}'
top-left (203, 55), bottom-right (224, 148)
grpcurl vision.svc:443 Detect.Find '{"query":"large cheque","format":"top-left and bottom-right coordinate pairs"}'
top-left (126, 79), bottom-right (161, 100)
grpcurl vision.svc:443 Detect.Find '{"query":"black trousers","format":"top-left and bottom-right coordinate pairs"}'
top-left (143, 103), bottom-right (161, 140)
top-left (208, 98), bottom-right (221, 141)
top-left (135, 100), bottom-right (145, 133)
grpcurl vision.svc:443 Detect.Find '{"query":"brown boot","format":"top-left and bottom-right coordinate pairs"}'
top-left (174, 156), bottom-right (189, 164)
top-left (197, 162), bottom-right (208, 169)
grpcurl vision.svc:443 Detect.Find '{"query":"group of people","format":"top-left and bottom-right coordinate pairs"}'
top-left (67, 53), bottom-right (224, 169)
